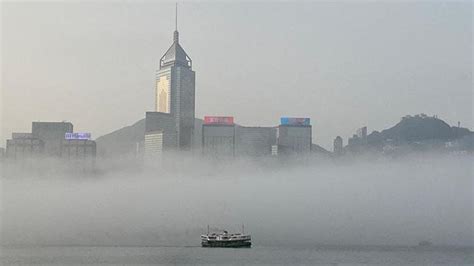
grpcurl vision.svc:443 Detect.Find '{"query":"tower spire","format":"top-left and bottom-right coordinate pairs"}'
top-left (173, 3), bottom-right (179, 43)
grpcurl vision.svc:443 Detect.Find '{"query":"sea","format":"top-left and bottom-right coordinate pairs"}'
top-left (1, 245), bottom-right (473, 265)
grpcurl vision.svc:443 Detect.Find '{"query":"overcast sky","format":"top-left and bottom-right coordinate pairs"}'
top-left (1, 1), bottom-right (472, 149)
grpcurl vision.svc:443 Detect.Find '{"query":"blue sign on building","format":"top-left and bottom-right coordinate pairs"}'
top-left (280, 117), bottom-right (310, 126)
top-left (65, 132), bottom-right (91, 140)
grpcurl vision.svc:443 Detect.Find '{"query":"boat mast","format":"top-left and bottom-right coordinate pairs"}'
top-left (242, 224), bottom-right (244, 234)
top-left (207, 224), bottom-right (209, 235)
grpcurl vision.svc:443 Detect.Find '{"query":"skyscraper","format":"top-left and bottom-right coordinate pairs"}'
top-left (277, 117), bottom-right (312, 156)
top-left (202, 116), bottom-right (236, 158)
top-left (333, 136), bottom-right (343, 155)
top-left (32, 121), bottom-right (73, 157)
top-left (155, 5), bottom-right (195, 150)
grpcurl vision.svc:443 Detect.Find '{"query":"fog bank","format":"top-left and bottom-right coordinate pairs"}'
top-left (1, 154), bottom-right (473, 247)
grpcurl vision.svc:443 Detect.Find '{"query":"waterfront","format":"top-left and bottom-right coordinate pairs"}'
top-left (2, 245), bottom-right (473, 265)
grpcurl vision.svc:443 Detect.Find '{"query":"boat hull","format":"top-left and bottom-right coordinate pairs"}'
top-left (201, 240), bottom-right (251, 248)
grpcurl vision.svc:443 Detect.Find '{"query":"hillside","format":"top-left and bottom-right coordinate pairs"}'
top-left (366, 114), bottom-right (473, 150)
top-left (379, 114), bottom-right (470, 141)
top-left (96, 119), bottom-right (145, 157)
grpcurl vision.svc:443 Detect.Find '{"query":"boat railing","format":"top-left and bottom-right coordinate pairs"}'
top-left (202, 232), bottom-right (251, 242)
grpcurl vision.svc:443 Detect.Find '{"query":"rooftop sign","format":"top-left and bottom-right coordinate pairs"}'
top-left (204, 116), bottom-right (234, 125)
top-left (65, 132), bottom-right (91, 140)
top-left (280, 117), bottom-right (310, 126)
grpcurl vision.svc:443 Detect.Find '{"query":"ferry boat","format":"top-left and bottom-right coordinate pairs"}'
top-left (201, 226), bottom-right (251, 248)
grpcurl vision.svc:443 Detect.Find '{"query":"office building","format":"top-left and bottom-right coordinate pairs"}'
top-left (6, 133), bottom-right (44, 160)
top-left (348, 134), bottom-right (358, 146)
top-left (61, 139), bottom-right (96, 170)
top-left (277, 117), bottom-right (312, 155)
top-left (347, 126), bottom-right (368, 153)
top-left (155, 7), bottom-right (195, 150)
top-left (193, 118), bottom-right (203, 152)
top-left (202, 116), bottom-right (235, 157)
top-left (235, 126), bottom-right (277, 157)
top-left (5, 123), bottom-right (96, 169)
top-left (357, 126), bottom-right (368, 145)
top-left (357, 126), bottom-right (367, 139)
top-left (145, 112), bottom-right (177, 159)
top-left (333, 136), bottom-right (343, 155)
top-left (144, 131), bottom-right (165, 159)
top-left (32, 121), bottom-right (73, 157)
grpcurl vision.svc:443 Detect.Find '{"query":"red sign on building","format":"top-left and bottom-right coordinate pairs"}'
top-left (204, 116), bottom-right (234, 125)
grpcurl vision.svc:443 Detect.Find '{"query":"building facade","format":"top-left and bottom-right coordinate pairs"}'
top-left (202, 116), bottom-right (235, 158)
top-left (144, 131), bottom-right (165, 159)
top-left (145, 112), bottom-right (177, 158)
top-left (155, 25), bottom-right (195, 150)
top-left (333, 136), bottom-right (343, 155)
top-left (60, 139), bottom-right (96, 170)
top-left (5, 122), bottom-right (96, 171)
top-left (347, 126), bottom-right (368, 153)
top-left (277, 118), bottom-right (312, 156)
top-left (235, 126), bottom-right (277, 157)
top-left (356, 126), bottom-right (368, 145)
top-left (6, 133), bottom-right (44, 160)
top-left (32, 122), bottom-right (73, 157)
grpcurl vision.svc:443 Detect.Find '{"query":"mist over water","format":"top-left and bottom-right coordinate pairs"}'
top-left (1, 154), bottom-right (473, 248)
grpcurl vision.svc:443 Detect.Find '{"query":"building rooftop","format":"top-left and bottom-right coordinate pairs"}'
top-left (160, 35), bottom-right (192, 69)
top-left (159, 5), bottom-right (192, 69)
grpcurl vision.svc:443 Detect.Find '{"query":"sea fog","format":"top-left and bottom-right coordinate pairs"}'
top-left (1, 154), bottom-right (473, 248)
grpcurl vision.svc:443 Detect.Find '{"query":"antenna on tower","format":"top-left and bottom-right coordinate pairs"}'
top-left (175, 2), bottom-right (178, 31)
top-left (173, 3), bottom-right (179, 43)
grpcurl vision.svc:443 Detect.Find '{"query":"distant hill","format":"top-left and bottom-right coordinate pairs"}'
top-left (366, 114), bottom-right (473, 149)
top-left (311, 144), bottom-right (331, 156)
top-left (96, 119), bottom-right (145, 157)
top-left (379, 114), bottom-right (470, 141)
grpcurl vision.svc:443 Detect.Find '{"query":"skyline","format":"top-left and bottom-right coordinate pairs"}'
top-left (1, 2), bottom-right (472, 150)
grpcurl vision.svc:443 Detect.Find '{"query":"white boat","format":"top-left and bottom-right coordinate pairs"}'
top-left (201, 226), bottom-right (251, 248)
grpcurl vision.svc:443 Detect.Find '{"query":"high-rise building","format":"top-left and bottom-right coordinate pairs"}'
top-left (235, 126), bottom-right (277, 157)
top-left (5, 122), bottom-right (96, 172)
top-left (6, 133), bottom-right (44, 160)
top-left (348, 134), bottom-right (359, 146)
top-left (145, 112), bottom-right (177, 157)
top-left (32, 122), bottom-right (73, 157)
top-left (202, 116), bottom-right (235, 158)
top-left (356, 126), bottom-right (368, 144)
top-left (347, 126), bottom-right (368, 153)
top-left (277, 117), bottom-right (312, 155)
top-left (333, 136), bottom-right (343, 155)
top-left (144, 131), bottom-right (165, 159)
top-left (155, 5), bottom-right (195, 150)
top-left (61, 139), bottom-right (96, 171)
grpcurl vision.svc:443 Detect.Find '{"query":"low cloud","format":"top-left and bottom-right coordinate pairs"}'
top-left (1, 154), bottom-right (472, 247)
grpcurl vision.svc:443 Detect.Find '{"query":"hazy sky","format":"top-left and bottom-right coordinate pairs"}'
top-left (1, 1), bottom-right (472, 149)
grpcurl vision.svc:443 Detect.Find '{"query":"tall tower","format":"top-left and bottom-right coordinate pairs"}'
top-left (155, 4), bottom-right (195, 150)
